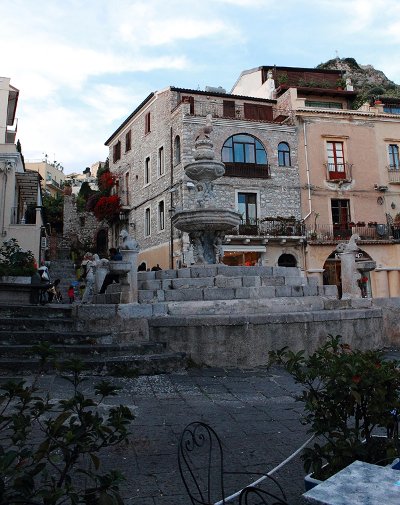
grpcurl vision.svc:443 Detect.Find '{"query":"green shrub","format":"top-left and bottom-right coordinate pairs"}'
top-left (0, 351), bottom-right (134, 505)
top-left (0, 238), bottom-right (36, 277)
top-left (269, 335), bottom-right (400, 480)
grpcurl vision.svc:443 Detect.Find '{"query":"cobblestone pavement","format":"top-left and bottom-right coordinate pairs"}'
top-left (28, 365), bottom-right (312, 505)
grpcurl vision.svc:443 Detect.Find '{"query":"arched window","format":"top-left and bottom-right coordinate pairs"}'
top-left (222, 134), bottom-right (267, 165)
top-left (278, 253), bottom-right (297, 267)
top-left (174, 135), bottom-right (181, 166)
top-left (278, 142), bottom-right (291, 167)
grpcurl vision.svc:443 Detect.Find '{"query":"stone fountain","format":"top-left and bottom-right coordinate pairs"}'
top-left (171, 115), bottom-right (241, 264)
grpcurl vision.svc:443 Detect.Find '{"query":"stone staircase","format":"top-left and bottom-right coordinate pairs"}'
top-left (48, 259), bottom-right (78, 301)
top-left (0, 305), bottom-right (187, 375)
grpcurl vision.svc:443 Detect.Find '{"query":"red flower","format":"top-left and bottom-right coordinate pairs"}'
top-left (93, 195), bottom-right (121, 223)
top-left (352, 375), bottom-right (361, 384)
top-left (99, 172), bottom-right (116, 193)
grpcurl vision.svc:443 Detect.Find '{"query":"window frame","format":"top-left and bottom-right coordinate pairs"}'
top-left (158, 145), bottom-right (165, 177)
top-left (125, 130), bottom-right (131, 152)
top-left (157, 199), bottom-right (165, 232)
top-left (144, 206), bottom-right (151, 237)
top-left (326, 140), bottom-right (346, 180)
top-left (388, 144), bottom-right (400, 169)
top-left (222, 134), bottom-right (268, 165)
top-left (144, 156), bottom-right (151, 186)
top-left (145, 112), bottom-right (151, 135)
top-left (278, 142), bottom-right (291, 167)
top-left (174, 135), bottom-right (181, 166)
top-left (113, 140), bottom-right (121, 163)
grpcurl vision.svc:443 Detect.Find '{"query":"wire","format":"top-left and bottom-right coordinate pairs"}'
top-left (213, 434), bottom-right (316, 505)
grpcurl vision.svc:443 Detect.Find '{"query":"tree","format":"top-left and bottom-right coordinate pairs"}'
top-left (42, 194), bottom-right (64, 234)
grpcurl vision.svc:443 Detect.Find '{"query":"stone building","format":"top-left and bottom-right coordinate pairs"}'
top-left (232, 65), bottom-right (400, 297)
top-left (105, 87), bottom-right (303, 270)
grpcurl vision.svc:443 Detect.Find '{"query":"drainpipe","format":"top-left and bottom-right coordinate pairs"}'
top-left (302, 118), bottom-right (313, 222)
top-left (0, 163), bottom-right (9, 236)
top-left (170, 127), bottom-right (174, 269)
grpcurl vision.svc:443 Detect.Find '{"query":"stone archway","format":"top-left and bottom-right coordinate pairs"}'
top-left (96, 228), bottom-right (108, 257)
top-left (323, 248), bottom-right (373, 299)
top-left (278, 253), bottom-right (297, 267)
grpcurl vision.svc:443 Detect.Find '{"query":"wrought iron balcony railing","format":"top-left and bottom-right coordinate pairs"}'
top-left (324, 162), bottom-right (352, 182)
top-left (223, 162), bottom-right (270, 179)
top-left (306, 223), bottom-right (390, 241)
top-left (230, 219), bottom-right (305, 237)
top-left (387, 166), bottom-right (400, 184)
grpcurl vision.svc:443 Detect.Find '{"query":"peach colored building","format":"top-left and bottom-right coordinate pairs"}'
top-left (232, 66), bottom-right (400, 298)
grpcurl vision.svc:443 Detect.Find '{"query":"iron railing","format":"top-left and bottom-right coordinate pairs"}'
top-left (387, 166), bottom-right (400, 184)
top-left (231, 219), bottom-right (305, 237)
top-left (306, 223), bottom-right (390, 241)
top-left (324, 162), bottom-right (352, 182)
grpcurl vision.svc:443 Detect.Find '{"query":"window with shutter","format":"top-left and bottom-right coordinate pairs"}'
top-left (223, 100), bottom-right (235, 118)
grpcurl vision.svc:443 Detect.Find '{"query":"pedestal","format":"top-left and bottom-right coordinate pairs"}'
top-left (120, 249), bottom-right (139, 303)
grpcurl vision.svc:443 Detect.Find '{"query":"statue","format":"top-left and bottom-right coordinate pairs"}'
top-left (335, 234), bottom-right (361, 299)
top-left (190, 231), bottom-right (205, 264)
top-left (345, 77), bottom-right (354, 91)
top-left (119, 230), bottom-right (139, 251)
top-left (213, 232), bottom-right (224, 264)
top-left (195, 114), bottom-right (213, 141)
top-left (265, 69), bottom-right (276, 100)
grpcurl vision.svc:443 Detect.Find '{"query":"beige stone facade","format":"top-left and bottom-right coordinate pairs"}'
top-left (232, 65), bottom-right (400, 298)
top-left (0, 77), bottom-right (44, 263)
top-left (25, 160), bottom-right (65, 197)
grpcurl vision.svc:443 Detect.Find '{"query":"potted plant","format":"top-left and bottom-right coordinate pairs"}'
top-left (356, 221), bottom-right (365, 227)
top-left (268, 335), bottom-right (400, 489)
top-left (0, 238), bottom-right (36, 282)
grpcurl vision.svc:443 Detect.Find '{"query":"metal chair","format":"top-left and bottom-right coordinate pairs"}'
top-left (178, 421), bottom-right (227, 504)
top-left (178, 421), bottom-right (288, 505)
top-left (239, 485), bottom-right (290, 505)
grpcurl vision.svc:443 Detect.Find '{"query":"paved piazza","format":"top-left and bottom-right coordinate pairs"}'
top-left (29, 366), bottom-right (312, 505)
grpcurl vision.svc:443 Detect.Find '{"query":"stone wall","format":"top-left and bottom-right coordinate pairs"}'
top-left (108, 88), bottom-right (301, 267)
top-left (63, 194), bottom-right (108, 254)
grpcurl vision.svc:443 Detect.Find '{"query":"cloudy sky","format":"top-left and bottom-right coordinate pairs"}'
top-left (2, 0), bottom-right (400, 174)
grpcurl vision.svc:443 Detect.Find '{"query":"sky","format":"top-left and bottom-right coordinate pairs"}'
top-left (2, 0), bottom-right (400, 174)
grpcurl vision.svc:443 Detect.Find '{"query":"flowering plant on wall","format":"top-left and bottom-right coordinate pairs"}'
top-left (93, 195), bottom-right (121, 224)
top-left (98, 171), bottom-right (116, 194)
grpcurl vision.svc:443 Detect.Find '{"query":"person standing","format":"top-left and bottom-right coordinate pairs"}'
top-left (67, 285), bottom-right (75, 304)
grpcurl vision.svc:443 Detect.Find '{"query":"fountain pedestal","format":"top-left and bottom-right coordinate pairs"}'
top-left (172, 115), bottom-right (241, 264)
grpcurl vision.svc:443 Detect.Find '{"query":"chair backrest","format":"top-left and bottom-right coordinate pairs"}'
top-left (178, 421), bottom-right (226, 505)
top-left (239, 485), bottom-right (289, 505)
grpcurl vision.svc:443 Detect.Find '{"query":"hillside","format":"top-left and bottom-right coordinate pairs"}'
top-left (316, 57), bottom-right (400, 108)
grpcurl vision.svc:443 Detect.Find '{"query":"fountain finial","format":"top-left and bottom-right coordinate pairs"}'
top-left (196, 114), bottom-right (213, 141)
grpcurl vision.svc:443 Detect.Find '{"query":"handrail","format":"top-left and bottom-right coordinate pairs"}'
top-left (214, 435), bottom-right (316, 505)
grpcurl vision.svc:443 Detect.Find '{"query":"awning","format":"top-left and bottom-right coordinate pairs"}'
top-left (15, 171), bottom-right (40, 206)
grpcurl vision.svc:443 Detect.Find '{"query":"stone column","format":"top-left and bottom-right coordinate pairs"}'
top-left (388, 270), bottom-right (400, 297)
top-left (95, 262), bottom-right (109, 294)
top-left (120, 249), bottom-right (139, 303)
top-left (374, 270), bottom-right (390, 298)
top-left (340, 251), bottom-right (361, 299)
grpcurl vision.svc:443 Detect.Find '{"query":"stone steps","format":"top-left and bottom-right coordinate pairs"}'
top-left (0, 304), bottom-right (188, 375)
top-left (0, 352), bottom-right (188, 376)
top-left (137, 265), bottom-right (337, 304)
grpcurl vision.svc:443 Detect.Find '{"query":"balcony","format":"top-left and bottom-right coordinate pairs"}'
top-left (230, 219), bottom-right (305, 237)
top-left (223, 162), bottom-right (270, 179)
top-left (10, 206), bottom-right (37, 225)
top-left (324, 162), bottom-right (352, 182)
top-left (306, 223), bottom-right (390, 242)
top-left (387, 166), bottom-right (400, 184)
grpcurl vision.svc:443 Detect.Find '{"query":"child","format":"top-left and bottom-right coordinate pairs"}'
top-left (67, 285), bottom-right (75, 304)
